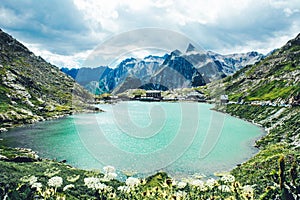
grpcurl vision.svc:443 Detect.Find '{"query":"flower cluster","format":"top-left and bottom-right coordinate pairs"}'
top-left (221, 174), bottom-right (235, 183)
top-left (102, 165), bottom-right (117, 181)
top-left (84, 177), bottom-right (107, 190)
top-left (177, 181), bottom-right (187, 189)
top-left (18, 167), bottom-right (259, 200)
top-left (31, 182), bottom-right (43, 191)
top-left (48, 176), bottom-right (63, 188)
top-left (125, 177), bottom-right (140, 187)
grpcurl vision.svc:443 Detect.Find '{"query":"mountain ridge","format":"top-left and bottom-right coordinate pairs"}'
top-left (0, 29), bottom-right (94, 131)
top-left (61, 46), bottom-right (263, 94)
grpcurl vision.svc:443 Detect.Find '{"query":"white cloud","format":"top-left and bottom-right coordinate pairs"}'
top-left (24, 42), bottom-right (92, 68)
top-left (1, 0), bottom-right (300, 67)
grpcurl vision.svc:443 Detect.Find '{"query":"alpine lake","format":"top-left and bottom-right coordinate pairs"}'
top-left (0, 101), bottom-right (264, 180)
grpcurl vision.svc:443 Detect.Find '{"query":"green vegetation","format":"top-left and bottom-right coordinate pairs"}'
top-left (231, 144), bottom-right (299, 197)
top-left (215, 104), bottom-right (300, 198)
top-left (209, 34), bottom-right (300, 198)
top-left (1, 145), bottom-right (299, 199)
top-left (0, 30), bottom-right (95, 130)
top-left (245, 80), bottom-right (299, 101)
top-left (95, 93), bottom-right (111, 100)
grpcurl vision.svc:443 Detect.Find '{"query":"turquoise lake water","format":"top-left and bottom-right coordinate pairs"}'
top-left (0, 102), bottom-right (263, 178)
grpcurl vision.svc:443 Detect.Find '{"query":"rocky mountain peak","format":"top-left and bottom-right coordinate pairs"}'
top-left (186, 43), bottom-right (196, 53)
top-left (171, 49), bottom-right (182, 56)
top-left (0, 29), bottom-right (31, 55)
top-left (281, 33), bottom-right (300, 51)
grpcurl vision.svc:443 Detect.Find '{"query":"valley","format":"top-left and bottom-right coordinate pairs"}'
top-left (0, 29), bottom-right (299, 199)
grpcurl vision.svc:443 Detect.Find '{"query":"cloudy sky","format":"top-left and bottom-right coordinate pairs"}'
top-left (0, 0), bottom-right (299, 68)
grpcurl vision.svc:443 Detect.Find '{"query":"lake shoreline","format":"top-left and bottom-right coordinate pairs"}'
top-left (0, 102), bottom-right (261, 179)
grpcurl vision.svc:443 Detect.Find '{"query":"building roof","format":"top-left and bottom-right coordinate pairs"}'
top-left (146, 90), bottom-right (161, 93)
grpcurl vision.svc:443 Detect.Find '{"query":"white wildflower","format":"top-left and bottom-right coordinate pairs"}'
top-left (103, 172), bottom-right (117, 181)
top-left (96, 183), bottom-right (107, 190)
top-left (174, 191), bottom-right (187, 199)
top-left (218, 185), bottom-right (231, 192)
top-left (206, 178), bottom-right (217, 189)
top-left (117, 185), bottom-right (131, 193)
top-left (108, 172), bottom-right (117, 179)
top-left (221, 174), bottom-right (235, 183)
top-left (172, 179), bottom-right (177, 186)
top-left (103, 165), bottom-right (115, 173)
top-left (28, 176), bottom-right (38, 185)
top-left (31, 182), bottom-right (42, 191)
top-left (190, 179), bottom-right (204, 187)
top-left (20, 175), bottom-right (38, 185)
top-left (242, 185), bottom-right (254, 194)
top-left (48, 176), bottom-right (63, 188)
top-left (63, 184), bottom-right (75, 191)
top-left (177, 181), bottom-right (187, 189)
top-left (190, 179), bottom-right (206, 191)
top-left (84, 177), bottom-right (101, 189)
top-left (125, 177), bottom-right (140, 187)
top-left (84, 177), bottom-right (107, 190)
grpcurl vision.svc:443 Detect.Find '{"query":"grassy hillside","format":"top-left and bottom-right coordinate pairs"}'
top-left (204, 33), bottom-right (300, 105)
top-left (0, 29), bottom-right (94, 130)
top-left (209, 33), bottom-right (300, 199)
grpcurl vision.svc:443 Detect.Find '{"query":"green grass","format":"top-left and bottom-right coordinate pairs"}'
top-left (246, 80), bottom-right (299, 101)
top-left (0, 102), bottom-right (10, 112)
top-left (215, 104), bottom-right (300, 198)
top-left (231, 144), bottom-right (300, 196)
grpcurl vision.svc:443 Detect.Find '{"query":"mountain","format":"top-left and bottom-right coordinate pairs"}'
top-left (0, 29), bottom-right (93, 130)
top-left (209, 33), bottom-right (300, 105)
top-left (144, 50), bottom-right (206, 90)
top-left (207, 51), bottom-right (264, 75)
top-left (110, 47), bottom-right (262, 93)
top-left (61, 66), bottom-right (112, 86)
top-left (98, 56), bottom-right (166, 94)
top-left (59, 44), bottom-right (263, 94)
top-left (182, 45), bottom-right (264, 82)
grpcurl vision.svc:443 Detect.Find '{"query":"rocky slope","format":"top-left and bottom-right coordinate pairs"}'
top-left (0, 29), bottom-right (94, 131)
top-left (208, 33), bottom-right (300, 198)
top-left (215, 104), bottom-right (299, 198)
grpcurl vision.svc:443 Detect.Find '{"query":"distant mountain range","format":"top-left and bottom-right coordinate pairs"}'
top-left (62, 44), bottom-right (264, 94)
